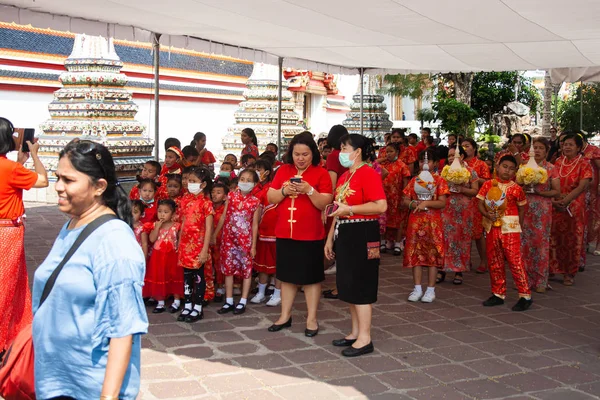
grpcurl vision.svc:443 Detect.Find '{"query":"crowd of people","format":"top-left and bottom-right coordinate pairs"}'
top-left (1, 114), bottom-right (599, 397)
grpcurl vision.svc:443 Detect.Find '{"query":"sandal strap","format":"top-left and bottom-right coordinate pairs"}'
top-left (180, 308), bottom-right (192, 314)
top-left (222, 303), bottom-right (233, 310)
top-left (188, 309), bottom-right (200, 316)
top-left (235, 303), bottom-right (245, 309)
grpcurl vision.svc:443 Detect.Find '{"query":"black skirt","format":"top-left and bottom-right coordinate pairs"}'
top-left (336, 220), bottom-right (380, 304)
top-left (276, 238), bottom-right (325, 285)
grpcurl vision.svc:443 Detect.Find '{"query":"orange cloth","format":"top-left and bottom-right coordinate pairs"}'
top-left (0, 155), bottom-right (37, 219)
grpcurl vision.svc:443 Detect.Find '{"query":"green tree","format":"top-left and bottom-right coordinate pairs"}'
top-left (432, 98), bottom-right (478, 137)
top-left (381, 74), bottom-right (432, 100)
top-left (559, 83), bottom-right (600, 135)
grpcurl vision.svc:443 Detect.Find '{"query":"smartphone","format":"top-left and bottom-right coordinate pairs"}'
top-left (325, 203), bottom-right (339, 216)
top-left (290, 177), bottom-right (302, 184)
top-left (21, 128), bottom-right (35, 152)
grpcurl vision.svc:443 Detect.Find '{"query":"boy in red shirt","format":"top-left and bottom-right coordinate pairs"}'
top-left (477, 154), bottom-right (532, 312)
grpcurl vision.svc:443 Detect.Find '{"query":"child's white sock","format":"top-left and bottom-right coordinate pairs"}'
top-left (272, 288), bottom-right (281, 298)
top-left (226, 297), bottom-right (234, 305)
top-left (239, 298), bottom-right (247, 305)
top-left (414, 285), bottom-right (423, 294)
top-left (394, 241), bottom-right (402, 248)
top-left (257, 283), bottom-right (267, 296)
top-left (172, 299), bottom-right (181, 308)
top-left (193, 304), bottom-right (202, 313)
top-left (270, 277), bottom-right (275, 285)
top-left (184, 302), bottom-right (192, 310)
top-left (425, 286), bottom-right (435, 295)
top-left (157, 300), bottom-right (165, 308)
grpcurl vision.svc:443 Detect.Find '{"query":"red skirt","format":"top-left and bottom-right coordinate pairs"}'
top-left (254, 238), bottom-right (276, 274)
top-left (0, 225), bottom-right (32, 351)
top-left (144, 248), bottom-right (183, 299)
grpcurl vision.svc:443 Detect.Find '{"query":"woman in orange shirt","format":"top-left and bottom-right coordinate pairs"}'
top-left (0, 117), bottom-right (48, 352)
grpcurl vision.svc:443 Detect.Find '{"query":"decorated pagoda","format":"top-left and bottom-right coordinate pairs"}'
top-left (37, 34), bottom-right (153, 179)
top-left (221, 63), bottom-right (303, 156)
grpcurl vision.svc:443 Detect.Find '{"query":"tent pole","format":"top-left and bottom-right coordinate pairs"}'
top-left (277, 57), bottom-right (284, 160)
top-left (580, 81), bottom-right (583, 131)
top-left (153, 32), bottom-right (161, 161)
top-left (359, 68), bottom-right (364, 135)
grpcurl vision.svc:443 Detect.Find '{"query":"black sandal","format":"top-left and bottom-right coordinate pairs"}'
top-left (177, 308), bottom-right (192, 321)
top-left (185, 309), bottom-right (203, 323)
top-left (217, 303), bottom-right (234, 314)
top-left (436, 271), bottom-right (446, 284)
top-left (453, 273), bottom-right (463, 285)
top-left (323, 290), bottom-right (339, 299)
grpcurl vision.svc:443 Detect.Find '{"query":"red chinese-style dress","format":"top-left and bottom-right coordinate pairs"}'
top-left (371, 161), bottom-right (387, 235)
top-left (133, 221), bottom-right (153, 255)
top-left (178, 193), bottom-right (214, 271)
top-left (254, 182), bottom-right (278, 274)
top-left (583, 144), bottom-right (600, 246)
top-left (465, 156), bottom-right (491, 240)
top-left (381, 159), bottom-right (411, 235)
top-left (144, 222), bottom-right (182, 299)
top-left (521, 161), bottom-right (557, 290)
top-left (220, 189), bottom-right (260, 279)
top-left (477, 179), bottom-right (530, 298)
top-left (399, 145), bottom-right (418, 170)
top-left (550, 156), bottom-right (593, 277)
top-left (402, 174), bottom-right (449, 268)
top-left (442, 166), bottom-right (478, 272)
top-left (211, 202), bottom-right (226, 285)
top-left (241, 144), bottom-right (259, 160)
top-left (139, 200), bottom-right (158, 224)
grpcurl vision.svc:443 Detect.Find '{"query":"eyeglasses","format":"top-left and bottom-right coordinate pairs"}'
top-left (71, 139), bottom-right (109, 180)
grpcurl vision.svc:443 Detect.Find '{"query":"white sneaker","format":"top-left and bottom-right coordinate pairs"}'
top-left (250, 293), bottom-right (266, 304)
top-left (408, 291), bottom-right (423, 302)
top-left (266, 295), bottom-right (281, 307)
top-left (324, 264), bottom-right (337, 275)
top-left (421, 291), bottom-right (436, 303)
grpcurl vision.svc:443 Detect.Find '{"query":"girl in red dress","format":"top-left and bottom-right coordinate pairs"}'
top-left (129, 160), bottom-right (161, 200)
top-left (177, 167), bottom-right (214, 323)
top-left (132, 200), bottom-right (150, 259)
top-left (145, 199), bottom-right (182, 313)
top-left (251, 160), bottom-right (281, 306)
top-left (210, 183), bottom-right (229, 303)
top-left (215, 170), bottom-right (261, 315)
top-left (581, 139), bottom-right (600, 256)
top-left (240, 128), bottom-right (259, 166)
top-left (462, 138), bottom-right (491, 273)
top-left (380, 143), bottom-right (411, 255)
top-left (194, 132), bottom-right (217, 172)
top-left (138, 179), bottom-right (159, 224)
top-left (550, 134), bottom-right (593, 285)
top-left (403, 149), bottom-right (449, 303)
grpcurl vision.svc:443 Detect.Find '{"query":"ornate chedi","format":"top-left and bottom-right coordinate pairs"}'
top-left (38, 34), bottom-right (153, 178)
top-left (342, 75), bottom-right (392, 144)
top-left (221, 63), bottom-right (303, 157)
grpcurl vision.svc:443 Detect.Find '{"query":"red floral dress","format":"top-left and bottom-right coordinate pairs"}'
top-left (178, 193), bottom-right (214, 270)
top-left (220, 189), bottom-right (260, 279)
top-left (241, 144), bottom-right (259, 160)
top-left (403, 174), bottom-right (450, 268)
top-left (521, 161), bottom-right (556, 289)
top-left (254, 183), bottom-right (278, 274)
top-left (465, 157), bottom-right (491, 240)
top-left (381, 159), bottom-right (411, 230)
top-left (442, 166), bottom-right (478, 272)
top-left (583, 144), bottom-right (600, 246)
top-left (551, 156), bottom-right (593, 276)
top-left (399, 145), bottom-right (418, 170)
top-left (140, 201), bottom-right (158, 224)
top-left (144, 222), bottom-right (182, 299)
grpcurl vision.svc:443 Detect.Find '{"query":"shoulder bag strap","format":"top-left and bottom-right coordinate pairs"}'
top-left (38, 214), bottom-right (118, 307)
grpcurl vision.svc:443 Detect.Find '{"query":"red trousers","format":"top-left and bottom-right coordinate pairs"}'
top-left (486, 228), bottom-right (530, 299)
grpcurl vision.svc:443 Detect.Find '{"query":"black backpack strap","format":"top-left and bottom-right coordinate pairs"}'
top-left (38, 214), bottom-right (118, 307)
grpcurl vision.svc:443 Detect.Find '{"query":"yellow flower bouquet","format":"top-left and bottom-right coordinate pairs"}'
top-left (516, 165), bottom-right (548, 186)
top-left (441, 165), bottom-right (471, 185)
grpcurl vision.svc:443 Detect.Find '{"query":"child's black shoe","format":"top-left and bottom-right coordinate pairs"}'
top-left (483, 295), bottom-right (504, 307)
top-left (511, 297), bottom-right (533, 312)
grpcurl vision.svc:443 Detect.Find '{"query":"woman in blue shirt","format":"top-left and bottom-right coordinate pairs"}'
top-left (32, 140), bottom-right (148, 400)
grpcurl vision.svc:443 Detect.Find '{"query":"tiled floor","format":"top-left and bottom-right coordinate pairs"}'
top-left (24, 203), bottom-right (600, 399)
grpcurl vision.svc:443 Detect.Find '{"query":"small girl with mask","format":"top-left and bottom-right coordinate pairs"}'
top-left (138, 178), bottom-right (159, 224)
top-left (214, 169), bottom-right (261, 315)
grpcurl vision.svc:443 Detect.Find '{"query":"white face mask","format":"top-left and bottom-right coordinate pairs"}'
top-left (238, 182), bottom-right (255, 193)
top-left (188, 182), bottom-right (202, 195)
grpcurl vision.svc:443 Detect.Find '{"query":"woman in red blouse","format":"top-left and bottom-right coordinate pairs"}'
top-left (0, 117), bottom-right (48, 352)
top-left (267, 132), bottom-right (333, 337)
top-left (325, 134), bottom-right (387, 358)
top-left (240, 128), bottom-right (259, 165)
top-left (194, 132), bottom-right (217, 172)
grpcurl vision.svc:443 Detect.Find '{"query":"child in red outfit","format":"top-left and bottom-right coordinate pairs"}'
top-left (211, 183), bottom-right (229, 303)
top-left (130, 161), bottom-right (161, 200)
top-left (138, 179), bottom-right (159, 224)
top-left (477, 154), bottom-right (532, 312)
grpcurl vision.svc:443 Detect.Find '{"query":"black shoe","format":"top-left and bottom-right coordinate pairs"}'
top-left (185, 309), bottom-right (204, 323)
top-left (436, 271), bottom-right (446, 284)
top-left (393, 246), bottom-right (402, 256)
top-left (233, 303), bottom-right (246, 315)
top-left (217, 303), bottom-right (234, 314)
top-left (177, 308), bottom-right (192, 321)
top-left (265, 285), bottom-right (275, 296)
top-left (579, 265), bottom-right (586, 272)
top-left (512, 297), bottom-right (533, 312)
top-left (342, 342), bottom-right (374, 357)
top-left (305, 324), bottom-right (319, 337)
top-left (332, 338), bottom-right (357, 347)
top-left (214, 294), bottom-right (224, 303)
top-left (483, 295), bottom-right (505, 307)
top-left (168, 303), bottom-right (180, 314)
top-left (202, 299), bottom-right (209, 307)
top-left (323, 290), bottom-right (339, 300)
top-left (268, 317), bottom-right (292, 332)
top-left (152, 306), bottom-right (166, 314)
top-left (144, 298), bottom-right (158, 306)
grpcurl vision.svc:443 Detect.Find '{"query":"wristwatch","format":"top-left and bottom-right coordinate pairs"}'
top-left (307, 186), bottom-right (315, 196)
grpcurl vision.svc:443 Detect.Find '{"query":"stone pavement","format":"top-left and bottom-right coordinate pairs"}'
top-left (23, 203), bottom-right (600, 400)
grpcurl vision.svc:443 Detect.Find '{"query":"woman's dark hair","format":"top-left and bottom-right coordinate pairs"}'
top-left (436, 145), bottom-right (449, 161)
top-left (509, 133), bottom-right (526, 145)
top-left (145, 160), bottom-right (161, 175)
top-left (533, 137), bottom-right (550, 152)
top-left (524, 133), bottom-right (532, 146)
top-left (193, 132), bottom-right (206, 142)
top-left (166, 173), bottom-right (182, 186)
top-left (189, 166), bottom-right (213, 194)
top-left (418, 147), bottom-right (439, 162)
top-left (182, 145), bottom-right (199, 158)
top-left (340, 134), bottom-right (376, 162)
top-left (326, 125), bottom-right (348, 150)
top-left (0, 117), bottom-right (16, 154)
top-left (212, 182), bottom-right (230, 195)
top-left (254, 159), bottom-right (273, 182)
top-left (239, 168), bottom-right (259, 183)
top-left (131, 199), bottom-right (146, 214)
top-left (241, 153), bottom-right (257, 165)
top-left (449, 144), bottom-right (467, 159)
top-left (157, 198), bottom-right (177, 212)
top-left (182, 165), bottom-right (194, 175)
top-left (561, 133), bottom-right (584, 151)
top-left (385, 142), bottom-right (400, 153)
top-left (59, 139), bottom-right (132, 226)
top-left (498, 154), bottom-right (518, 167)
top-left (138, 178), bottom-right (159, 192)
top-left (259, 151), bottom-right (276, 165)
top-left (461, 138), bottom-right (479, 153)
top-left (391, 128), bottom-right (406, 137)
top-left (447, 133), bottom-right (457, 140)
top-left (164, 137), bottom-right (181, 151)
top-left (266, 142), bottom-right (278, 152)
top-left (423, 136), bottom-right (434, 145)
top-left (242, 128), bottom-right (258, 146)
top-left (285, 131), bottom-right (321, 166)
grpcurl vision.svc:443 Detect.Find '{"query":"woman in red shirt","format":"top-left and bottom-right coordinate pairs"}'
top-left (267, 132), bottom-right (333, 337)
top-left (193, 132), bottom-right (216, 172)
top-left (0, 117), bottom-right (48, 352)
top-left (325, 134), bottom-right (387, 358)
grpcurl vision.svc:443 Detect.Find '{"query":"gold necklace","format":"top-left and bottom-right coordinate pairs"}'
top-left (559, 155), bottom-right (581, 178)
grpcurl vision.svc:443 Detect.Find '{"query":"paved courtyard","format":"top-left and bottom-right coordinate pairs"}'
top-left (24, 202), bottom-right (600, 400)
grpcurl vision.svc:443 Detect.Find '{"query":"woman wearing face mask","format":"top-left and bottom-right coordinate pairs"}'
top-left (267, 132), bottom-right (333, 336)
top-left (325, 134), bottom-right (387, 357)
